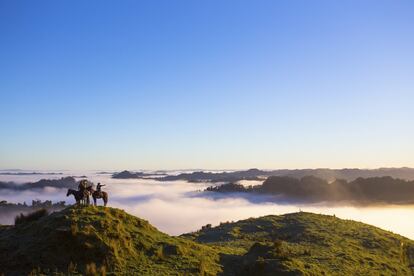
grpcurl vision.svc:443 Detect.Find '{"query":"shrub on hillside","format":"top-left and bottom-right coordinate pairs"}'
top-left (15, 208), bottom-right (48, 225)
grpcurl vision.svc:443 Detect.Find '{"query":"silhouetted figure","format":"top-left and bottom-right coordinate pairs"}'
top-left (67, 189), bottom-right (88, 206)
top-left (86, 185), bottom-right (108, 207)
top-left (97, 183), bottom-right (105, 193)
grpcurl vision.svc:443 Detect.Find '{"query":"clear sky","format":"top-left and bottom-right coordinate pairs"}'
top-left (0, 0), bottom-right (413, 170)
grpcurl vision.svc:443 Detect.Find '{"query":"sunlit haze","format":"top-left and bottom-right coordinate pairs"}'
top-left (2, 171), bottom-right (414, 240)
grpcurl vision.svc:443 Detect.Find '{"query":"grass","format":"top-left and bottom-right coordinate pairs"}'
top-left (184, 212), bottom-right (414, 275)
top-left (0, 206), bottom-right (222, 275)
top-left (1, 207), bottom-right (414, 275)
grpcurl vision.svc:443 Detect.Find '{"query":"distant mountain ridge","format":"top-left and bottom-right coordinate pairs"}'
top-left (0, 177), bottom-right (79, 190)
top-left (206, 175), bottom-right (414, 205)
top-left (0, 172), bottom-right (63, 175)
top-left (273, 167), bottom-right (414, 181)
top-left (112, 168), bottom-right (414, 182)
top-left (112, 170), bottom-right (167, 179)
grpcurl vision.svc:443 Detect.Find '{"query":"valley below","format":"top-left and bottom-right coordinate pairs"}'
top-left (1, 169), bottom-right (414, 239)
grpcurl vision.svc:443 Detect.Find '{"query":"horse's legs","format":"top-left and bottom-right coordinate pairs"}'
top-left (93, 196), bottom-right (97, 206)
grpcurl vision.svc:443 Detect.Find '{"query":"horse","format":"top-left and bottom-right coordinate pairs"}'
top-left (86, 186), bottom-right (108, 207)
top-left (66, 189), bottom-right (89, 206)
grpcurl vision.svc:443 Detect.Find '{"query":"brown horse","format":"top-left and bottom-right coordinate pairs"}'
top-left (86, 186), bottom-right (108, 207)
top-left (66, 189), bottom-right (89, 205)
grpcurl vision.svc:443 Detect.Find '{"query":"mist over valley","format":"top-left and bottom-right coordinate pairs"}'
top-left (2, 169), bottom-right (414, 240)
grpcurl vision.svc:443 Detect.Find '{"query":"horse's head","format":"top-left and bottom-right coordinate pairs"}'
top-left (66, 189), bottom-right (72, 197)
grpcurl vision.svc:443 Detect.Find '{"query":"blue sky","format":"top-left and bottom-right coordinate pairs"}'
top-left (0, 0), bottom-right (413, 170)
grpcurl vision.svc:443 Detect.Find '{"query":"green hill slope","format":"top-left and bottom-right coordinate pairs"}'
top-left (184, 212), bottom-right (414, 275)
top-left (0, 206), bottom-right (221, 275)
top-left (1, 207), bottom-right (414, 275)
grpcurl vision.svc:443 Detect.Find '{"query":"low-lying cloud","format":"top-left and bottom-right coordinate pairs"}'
top-left (1, 172), bottom-right (414, 239)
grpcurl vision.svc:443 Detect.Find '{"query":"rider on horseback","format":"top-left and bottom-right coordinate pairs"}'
top-left (97, 183), bottom-right (105, 193)
top-left (90, 183), bottom-right (108, 206)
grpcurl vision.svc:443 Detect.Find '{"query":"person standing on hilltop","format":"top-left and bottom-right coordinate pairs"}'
top-left (96, 183), bottom-right (105, 195)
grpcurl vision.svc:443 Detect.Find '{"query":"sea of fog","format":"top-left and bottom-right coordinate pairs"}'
top-left (1, 170), bottom-right (414, 239)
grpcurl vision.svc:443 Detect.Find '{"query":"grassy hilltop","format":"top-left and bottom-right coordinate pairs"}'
top-left (0, 206), bottom-right (413, 275)
top-left (0, 206), bottom-right (221, 275)
top-left (184, 212), bottom-right (414, 275)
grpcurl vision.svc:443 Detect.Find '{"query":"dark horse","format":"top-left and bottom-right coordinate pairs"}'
top-left (66, 189), bottom-right (89, 205)
top-left (86, 186), bottom-right (108, 207)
